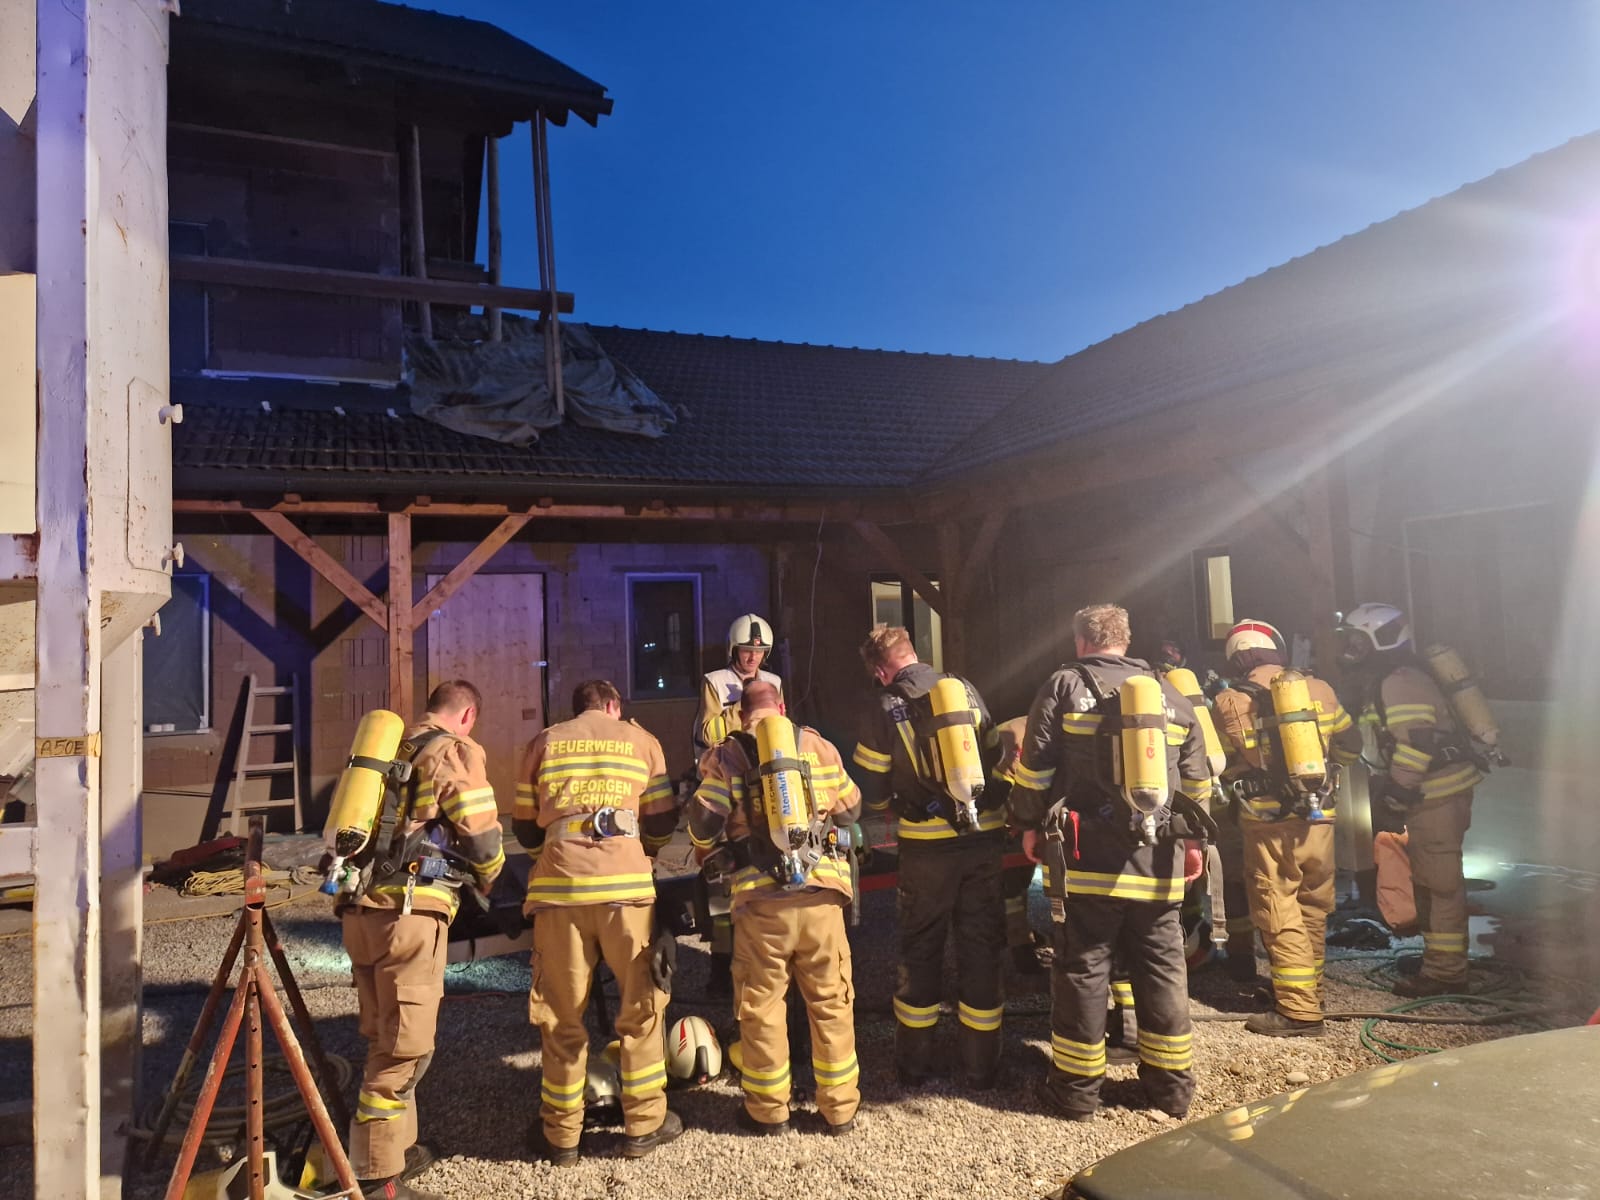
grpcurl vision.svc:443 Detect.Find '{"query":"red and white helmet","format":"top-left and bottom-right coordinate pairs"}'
top-left (1223, 620), bottom-right (1285, 665)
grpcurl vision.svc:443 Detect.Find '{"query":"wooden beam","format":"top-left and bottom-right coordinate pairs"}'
top-left (406, 124), bottom-right (432, 339)
top-left (532, 112), bottom-right (565, 418)
top-left (486, 134), bottom-right (503, 342)
top-left (252, 511), bottom-right (388, 630)
top-left (176, 495), bottom-right (913, 524)
top-left (169, 254), bottom-right (576, 314)
top-left (935, 521), bottom-right (966, 674)
top-left (411, 512), bottom-right (533, 625)
top-left (389, 513), bottom-right (415, 716)
top-left (950, 508), bottom-right (1008, 610)
top-left (851, 520), bottom-right (944, 616)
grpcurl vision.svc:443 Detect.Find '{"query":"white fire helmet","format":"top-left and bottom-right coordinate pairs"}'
top-left (1336, 603), bottom-right (1412, 666)
top-left (1223, 620), bottom-right (1285, 665)
top-left (728, 614), bottom-right (775, 665)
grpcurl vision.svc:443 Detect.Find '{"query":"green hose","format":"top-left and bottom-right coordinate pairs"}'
top-left (1359, 995), bottom-right (1511, 1062)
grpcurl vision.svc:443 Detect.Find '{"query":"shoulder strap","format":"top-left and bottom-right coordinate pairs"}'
top-left (727, 731), bottom-right (762, 829)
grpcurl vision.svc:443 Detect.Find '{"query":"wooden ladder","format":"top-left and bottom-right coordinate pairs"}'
top-left (222, 674), bottom-right (304, 836)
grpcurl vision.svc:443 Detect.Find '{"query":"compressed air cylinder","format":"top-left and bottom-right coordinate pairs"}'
top-left (323, 709), bottom-right (406, 859)
top-left (1165, 667), bottom-right (1226, 776)
top-left (1422, 644), bottom-right (1502, 752)
top-left (929, 677), bottom-right (986, 817)
top-left (1118, 675), bottom-right (1170, 822)
top-left (1269, 670), bottom-right (1328, 793)
top-left (755, 715), bottom-right (810, 886)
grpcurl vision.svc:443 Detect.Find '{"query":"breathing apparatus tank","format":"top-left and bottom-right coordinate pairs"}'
top-left (1164, 667), bottom-right (1227, 777)
top-left (320, 709), bottom-right (406, 896)
top-left (1117, 675), bottom-right (1170, 842)
top-left (927, 676), bottom-right (985, 833)
top-left (1421, 644), bottom-right (1507, 765)
top-left (1269, 670), bottom-right (1331, 815)
top-left (754, 714), bottom-right (821, 889)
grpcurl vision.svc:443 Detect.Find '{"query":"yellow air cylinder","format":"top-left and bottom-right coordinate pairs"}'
top-left (755, 714), bottom-right (812, 885)
top-left (930, 677), bottom-right (985, 828)
top-left (1118, 675), bottom-right (1169, 827)
top-left (1422, 644), bottom-right (1502, 754)
top-left (323, 709), bottom-right (406, 860)
top-left (1165, 667), bottom-right (1226, 776)
top-left (1270, 670), bottom-right (1328, 793)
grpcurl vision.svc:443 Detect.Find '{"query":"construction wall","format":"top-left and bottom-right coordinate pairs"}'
top-left (142, 527), bottom-right (772, 856)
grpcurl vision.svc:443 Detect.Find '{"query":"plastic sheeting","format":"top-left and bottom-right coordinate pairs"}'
top-left (407, 316), bottom-right (677, 446)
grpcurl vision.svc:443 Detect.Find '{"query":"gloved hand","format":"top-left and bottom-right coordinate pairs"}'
top-left (649, 924), bottom-right (677, 994)
top-left (1376, 776), bottom-right (1424, 816)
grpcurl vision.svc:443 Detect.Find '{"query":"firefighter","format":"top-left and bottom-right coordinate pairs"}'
top-left (853, 625), bottom-right (1006, 1089)
top-left (694, 614), bottom-right (783, 759)
top-left (340, 681), bottom-right (504, 1200)
top-left (1008, 605), bottom-right (1212, 1121)
top-left (1336, 604), bottom-right (1482, 996)
top-left (994, 716), bottom-right (1048, 975)
top-left (695, 614), bottom-right (784, 996)
top-left (689, 682), bottom-right (863, 1135)
top-left (1211, 621), bottom-right (1361, 1036)
top-left (515, 681), bottom-right (683, 1165)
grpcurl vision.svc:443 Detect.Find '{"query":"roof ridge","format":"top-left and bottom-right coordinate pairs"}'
top-left (584, 323), bottom-right (1047, 365)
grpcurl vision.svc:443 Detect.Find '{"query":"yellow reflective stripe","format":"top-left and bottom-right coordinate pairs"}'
top-left (1051, 1034), bottom-right (1106, 1075)
top-left (1321, 709), bottom-right (1354, 734)
top-left (1138, 1045), bottom-right (1194, 1070)
top-left (1110, 980), bottom-right (1134, 1005)
top-left (1420, 764), bottom-right (1480, 799)
top-left (541, 1075), bottom-right (586, 1110)
top-left (852, 743), bottom-right (892, 772)
top-left (1011, 760), bottom-right (1055, 789)
top-left (739, 1058), bottom-right (792, 1095)
top-left (1383, 705), bottom-right (1436, 728)
top-left (1136, 1029), bottom-right (1191, 1049)
top-left (812, 1053), bottom-right (860, 1085)
top-left (1061, 712), bottom-right (1102, 734)
top-left (894, 998), bottom-right (941, 1029)
top-left (524, 873), bottom-right (656, 905)
top-left (1166, 722), bottom-right (1187, 746)
top-left (897, 808), bottom-right (1006, 839)
top-left (621, 1061), bottom-right (668, 1094)
top-left (1180, 777), bottom-right (1213, 801)
top-left (642, 833), bottom-right (672, 852)
top-left (1066, 870), bottom-right (1184, 903)
top-left (467, 846), bottom-right (506, 877)
top-left (514, 783), bottom-right (537, 819)
top-left (1272, 967), bottom-right (1318, 989)
top-left (730, 857), bottom-right (852, 895)
top-left (1423, 931), bottom-right (1468, 951)
top-left (689, 828), bottom-right (718, 850)
top-left (958, 1002), bottom-right (1003, 1031)
top-left (356, 1090), bottom-right (407, 1123)
top-left (1391, 745), bottom-right (1433, 771)
top-left (442, 786), bottom-right (497, 823)
top-left (1004, 895), bottom-right (1025, 915)
top-left (642, 777), bottom-right (676, 803)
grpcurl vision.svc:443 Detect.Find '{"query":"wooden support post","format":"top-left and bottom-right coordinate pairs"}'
top-left (406, 124), bottom-right (432, 339)
top-left (532, 112), bottom-right (564, 417)
top-left (388, 512), bottom-right (415, 717)
top-left (486, 135), bottom-right (503, 342)
top-left (936, 521), bottom-right (967, 676)
top-left (251, 511), bottom-right (387, 630)
top-left (850, 520), bottom-right (944, 616)
top-left (411, 512), bottom-right (532, 626)
top-left (1302, 468), bottom-right (1344, 678)
top-left (101, 633), bottom-right (145, 1193)
top-left (34, 3), bottom-right (103, 1192)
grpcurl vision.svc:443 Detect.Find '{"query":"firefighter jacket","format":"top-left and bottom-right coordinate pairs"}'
top-left (1212, 665), bottom-right (1361, 822)
top-left (851, 662), bottom-right (1003, 845)
top-left (513, 710), bottom-right (677, 911)
top-left (688, 726), bottom-right (861, 913)
top-left (693, 668), bottom-right (783, 758)
top-left (1008, 655), bottom-right (1213, 904)
top-left (354, 719), bottom-right (504, 919)
top-left (1361, 663), bottom-right (1482, 804)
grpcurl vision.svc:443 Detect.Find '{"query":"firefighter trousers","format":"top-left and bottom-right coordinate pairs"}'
top-left (528, 903), bottom-right (668, 1149)
top-left (731, 892), bottom-right (859, 1128)
top-left (1215, 809), bottom-right (1257, 962)
top-left (1002, 857), bottom-right (1038, 952)
top-left (1243, 818), bottom-right (1334, 1020)
top-left (894, 841), bottom-right (1005, 1085)
top-left (1407, 793), bottom-right (1472, 983)
top-left (342, 908), bottom-right (447, 1180)
top-left (1046, 895), bottom-right (1193, 1119)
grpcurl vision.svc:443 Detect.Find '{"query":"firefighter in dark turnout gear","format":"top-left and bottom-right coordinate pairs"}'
top-left (994, 717), bottom-right (1048, 975)
top-left (1009, 605), bottom-right (1213, 1121)
top-left (339, 681), bottom-right (504, 1200)
top-left (853, 625), bottom-right (1006, 1088)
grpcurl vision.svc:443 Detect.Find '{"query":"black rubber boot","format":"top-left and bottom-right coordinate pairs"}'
top-left (736, 1107), bottom-right (790, 1136)
top-left (622, 1110), bottom-right (684, 1158)
top-left (1244, 1010), bottom-right (1325, 1038)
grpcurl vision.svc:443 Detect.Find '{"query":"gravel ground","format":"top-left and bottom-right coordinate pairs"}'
top-left (0, 883), bottom-right (1580, 1200)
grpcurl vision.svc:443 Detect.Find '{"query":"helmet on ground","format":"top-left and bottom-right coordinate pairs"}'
top-left (582, 1051), bottom-right (623, 1128)
top-left (728, 614), bottom-right (775, 665)
top-left (1336, 603), bottom-right (1412, 667)
top-left (664, 1014), bottom-right (722, 1086)
top-left (1224, 620), bottom-right (1285, 668)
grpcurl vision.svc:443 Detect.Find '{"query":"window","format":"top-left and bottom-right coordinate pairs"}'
top-left (1194, 549), bottom-right (1235, 643)
top-left (869, 577), bottom-right (943, 672)
top-left (627, 575), bottom-right (701, 700)
top-left (143, 573), bottom-right (211, 734)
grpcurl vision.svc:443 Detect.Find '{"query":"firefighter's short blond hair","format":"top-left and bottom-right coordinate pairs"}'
top-left (859, 624), bottom-right (915, 672)
top-left (1072, 604), bottom-right (1132, 652)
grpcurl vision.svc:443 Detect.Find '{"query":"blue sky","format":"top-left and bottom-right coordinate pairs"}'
top-left (425, 1), bottom-right (1600, 361)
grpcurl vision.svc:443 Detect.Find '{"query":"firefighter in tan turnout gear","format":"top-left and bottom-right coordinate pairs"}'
top-left (690, 681), bottom-right (863, 1135)
top-left (1008, 605), bottom-right (1213, 1121)
top-left (1212, 621), bottom-right (1361, 1036)
top-left (514, 681), bottom-right (682, 1164)
top-left (694, 614), bottom-right (784, 758)
top-left (334, 681), bottom-right (505, 1200)
top-left (853, 625), bottom-right (1007, 1090)
top-left (1337, 604), bottom-right (1484, 997)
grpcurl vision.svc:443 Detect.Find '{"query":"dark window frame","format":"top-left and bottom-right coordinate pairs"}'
top-left (625, 573), bottom-right (703, 701)
top-left (143, 571), bottom-right (212, 735)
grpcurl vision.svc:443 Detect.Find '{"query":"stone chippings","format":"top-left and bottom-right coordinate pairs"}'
top-left (0, 889), bottom-right (1569, 1200)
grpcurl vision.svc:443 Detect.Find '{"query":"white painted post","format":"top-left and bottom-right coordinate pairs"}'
top-left (34, 1), bottom-right (103, 1197)
top-left (99, 631), bottom-right (143, 1200)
